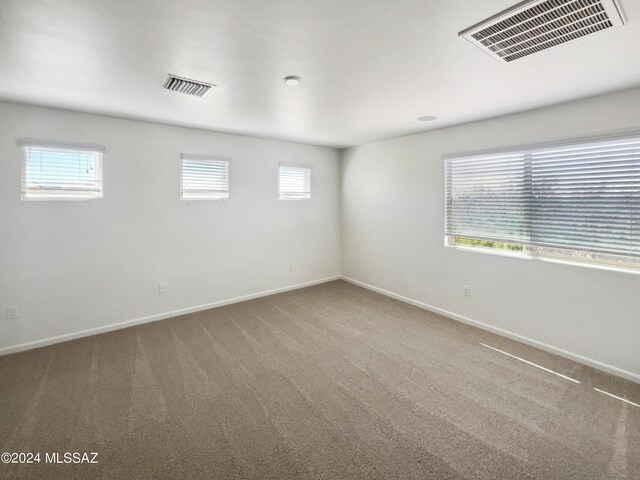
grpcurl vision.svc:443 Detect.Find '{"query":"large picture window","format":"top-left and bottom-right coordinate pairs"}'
top-left (445, 134), bottom-right (640, 270)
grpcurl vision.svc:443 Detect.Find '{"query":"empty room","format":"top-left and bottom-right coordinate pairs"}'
top-left (1, 0), bottom-right (639, 478)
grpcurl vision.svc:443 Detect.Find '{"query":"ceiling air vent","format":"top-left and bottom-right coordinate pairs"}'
top-left (162, 74), bottom-right (214, 97)
top-left (459, 0), bottom-right (625, 63)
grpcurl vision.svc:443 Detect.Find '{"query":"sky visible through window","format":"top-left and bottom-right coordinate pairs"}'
top-left (25, 148), bottom-right (97, 191)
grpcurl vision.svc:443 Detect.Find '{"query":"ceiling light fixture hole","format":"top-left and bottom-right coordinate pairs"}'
top-left (283, 76), bottom-right (302, 86)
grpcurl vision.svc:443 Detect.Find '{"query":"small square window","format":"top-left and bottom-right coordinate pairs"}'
top-left (278, 163), bottom-right (310, 200)
top-left (21, 143), bottom-right (103, 200)
top-left (181, 156), bottom-right (230, 200)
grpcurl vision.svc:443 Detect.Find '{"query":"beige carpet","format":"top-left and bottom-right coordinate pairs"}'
top-left (0, 280), bottom-right (638, 479)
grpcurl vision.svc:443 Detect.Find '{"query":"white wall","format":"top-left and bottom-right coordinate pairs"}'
top-left (2, 88), bottom-right (639, 380)
top-left (0, 102), bottom-right (341, 352)
top-left (341, 87), bottom-right (640, 381)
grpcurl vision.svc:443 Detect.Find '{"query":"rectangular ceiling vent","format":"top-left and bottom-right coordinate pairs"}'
top-left (162, 74), bottom-right (214, 97)
top-left (459, 0), bottom-right (625, 63)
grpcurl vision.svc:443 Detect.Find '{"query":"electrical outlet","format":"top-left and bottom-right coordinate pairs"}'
top-left (6, 306), bottom-right (19, 320)
top-left (289, 263), bottom-right (294, 271)
top-left (463, 286), bottom-right (471, 297)
top-left (158, 283), bottom-right (166, 294)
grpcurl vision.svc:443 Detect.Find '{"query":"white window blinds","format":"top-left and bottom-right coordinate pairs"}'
top-left (279, 163), bottom-right (311, 200)
top-left (445, 135), bottom-right (640, 257)
top-left (181, 156), bottom-right (229, 200)
top-left (21, 142), bottom-right (103, 200)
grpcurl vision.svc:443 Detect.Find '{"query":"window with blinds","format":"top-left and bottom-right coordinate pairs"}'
top-left (180, 156), bottom-right (229, 200)
top-left (445, 134), bottom-right (640, 269)
top-left (278, 163), bottom-right (311, 200)
top-left (21, 142), bottom-right (103, 200)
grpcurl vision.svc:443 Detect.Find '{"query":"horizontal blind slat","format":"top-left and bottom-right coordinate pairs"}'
top-left (181, 158), bottom-right (229, 200)
top-left (22, 145), bottom-right (102, 200)
top-left (445, 134), bottom-right (640, 258)
top-left (278, 164), bottom-right (310, 200)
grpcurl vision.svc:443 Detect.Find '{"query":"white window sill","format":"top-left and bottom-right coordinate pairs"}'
top-left (446, 244), bottom-right (640, 276)
top-left (21, 195), bottom-right (101, 201)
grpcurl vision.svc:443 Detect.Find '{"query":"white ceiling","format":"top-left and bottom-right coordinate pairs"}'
top-left (1, 0), bottom-right (639, 148)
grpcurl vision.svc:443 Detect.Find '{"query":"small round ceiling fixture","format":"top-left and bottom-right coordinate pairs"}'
top-left (283, 75), bottom-right (302, 86)
top-left (417, 115), bottom-right (437, 122)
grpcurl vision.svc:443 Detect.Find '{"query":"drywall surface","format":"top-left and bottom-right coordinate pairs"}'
top-left (341, 87), bottom-right (640, 379)
top-left (0, 102), bottom-right (340, 351)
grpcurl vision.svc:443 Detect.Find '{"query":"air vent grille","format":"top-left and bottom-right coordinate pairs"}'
top-left (459, 0), bottom-right (625, 63)
top-left (162, 74), bottom-right (214, 97)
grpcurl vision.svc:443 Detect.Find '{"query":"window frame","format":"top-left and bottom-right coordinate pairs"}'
top-left (180, 154), bottom-right (231, 201)
top-left (19, 139), bottom-right (104, 201)
top-left (443, 130), bottom-right (640, 273)
top-left (278, 162), bottom-right (311, 201)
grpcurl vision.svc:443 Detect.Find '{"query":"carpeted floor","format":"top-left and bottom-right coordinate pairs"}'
top-left (0, 280), bottom-right (638, 479)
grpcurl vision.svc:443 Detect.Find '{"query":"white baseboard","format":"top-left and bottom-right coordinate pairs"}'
top-left (341, 276), bottom-right (640, 384)
top-left (4, 274), bottom-right (638, 384)
top-left (0, 276), bottom-right (341, 357)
